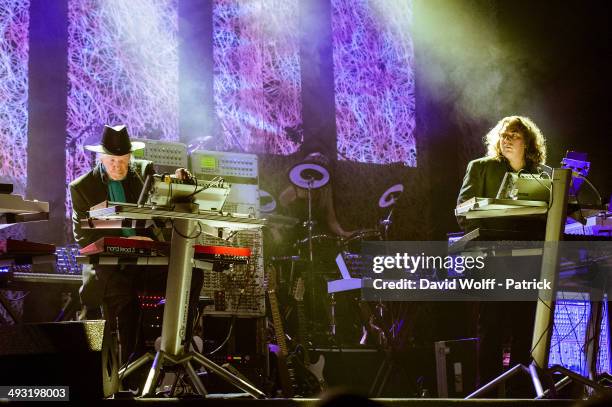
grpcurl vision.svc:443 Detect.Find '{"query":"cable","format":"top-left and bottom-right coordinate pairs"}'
top-left (529, 296), bottom-right (554, 368)
top-left (192, 177), bottom-right (198, 200)
top-left (573, 173), bottom-right (604, 208)
top-left (170, 219), bottom-right (202, 240)
top-left (205, 250), bottom-right (256, 356)
top-left (550, 292), bottom-right (590, 350)
top-left (118, 287), bottom-right (146, 386)
top-left (5, 291), bottom-right (29, 301)
top-left (182, 176), bottom-right (225, 200)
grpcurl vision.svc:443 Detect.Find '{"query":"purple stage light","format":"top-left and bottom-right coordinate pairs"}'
top-left (331, 0), bottom-right (416, 166)
top-left (0, 0), bottom-right (29, 240)
top-left (212, 0), bottom-right (302, 155)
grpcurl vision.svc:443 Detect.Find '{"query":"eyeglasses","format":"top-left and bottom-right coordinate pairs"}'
top-left (500, 132), bottom-right (523, 142)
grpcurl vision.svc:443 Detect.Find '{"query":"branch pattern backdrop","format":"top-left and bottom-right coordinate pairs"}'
top-left (0, 0), bottom-right (29, 240)
top-left (0, 0), bottom-right (416, 240)
top-left (65, 0), bottom-right (179, 237)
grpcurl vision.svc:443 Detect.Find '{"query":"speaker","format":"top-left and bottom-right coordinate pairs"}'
top-left (0, 320), bottom-right (119, 400)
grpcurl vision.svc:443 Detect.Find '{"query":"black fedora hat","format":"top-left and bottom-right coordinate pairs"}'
top-left (84, 125), bottom-right (145, 155)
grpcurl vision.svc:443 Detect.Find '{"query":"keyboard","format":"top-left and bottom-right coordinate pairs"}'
top-left (80, 237), bottom-right (251, 263)
top-left (0, 239), bottom-right (56, 256)
top-left (193, 245), bottom-right (251, 264)
top-left (80, 237), bottom-right (170, 257)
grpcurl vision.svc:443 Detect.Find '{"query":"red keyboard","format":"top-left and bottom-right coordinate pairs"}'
top-left (0, 239), bottom-right (56, 256)
top-left (80, 237), bottom-right (251, 263)
top-left (193, 245), bottom-right (251, 263)
top-left (80, 237), bottom-right (170, 257)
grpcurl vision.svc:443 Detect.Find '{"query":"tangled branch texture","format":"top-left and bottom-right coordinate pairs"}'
top-left (213, 0), bottom-right (302, 154)
top-left (65, 0), bottom-right (179, 235)
top-left (0, 0), bottom-right (28, 240)
top-left (331, 0), bottom-right (416, 166)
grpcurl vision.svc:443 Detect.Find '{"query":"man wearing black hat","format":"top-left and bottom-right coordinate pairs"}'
top-left (70, 125), bottom-right (201, 378)
top-left (71, 125), bottom-right (150, 248)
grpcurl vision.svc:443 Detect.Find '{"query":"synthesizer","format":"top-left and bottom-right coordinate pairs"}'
top-left (193, 245), bottom-right (250, 264)
top-left (80, 237), bottom-right (170, 257)
top-left (0, 239), bottom-right (56, 256)
top-left (80, 237), bottom-right (251, 263)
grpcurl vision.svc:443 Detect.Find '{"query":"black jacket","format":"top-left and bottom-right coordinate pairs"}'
top-left (456, 156), bottom-right (543, 233)
top-left (457, 156), bottom-right (516, 205)
top-left (70, 159), bottom-right (154, 247)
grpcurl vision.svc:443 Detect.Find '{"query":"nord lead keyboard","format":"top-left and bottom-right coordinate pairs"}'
top-left (80, 237), bottom-right (251, 263)
top-left (80, 237), bottom-right (170, 257)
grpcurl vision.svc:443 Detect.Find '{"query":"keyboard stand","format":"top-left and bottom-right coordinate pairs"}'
top-left (85, 206), bottom-right (266, 398)
top-left (464, 169), bottom-right (606, 398)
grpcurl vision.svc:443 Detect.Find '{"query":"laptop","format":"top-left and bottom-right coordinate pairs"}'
top-left (496, 172), bottom-right (552, 202)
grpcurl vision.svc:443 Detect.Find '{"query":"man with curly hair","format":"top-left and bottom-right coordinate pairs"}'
top-left (456, 116), bottom-right (548, 395)
top-left (457, 115), bottom-right (548, 234)
top-left (458, 115), bottom-right (547, 209)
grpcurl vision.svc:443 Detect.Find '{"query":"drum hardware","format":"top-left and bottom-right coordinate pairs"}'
top-left (288, 158), bottom-right (331, 337)
top-left (378, 184), bottom-right (404, 240)
top-left (259, 189), bottom-right (276, 214)
top-left (341, 230), bottom-right (381, 253)
top-left (329, 293), bottom-right (336, 337)
top-left (370, 301), bottom-right (388, 347)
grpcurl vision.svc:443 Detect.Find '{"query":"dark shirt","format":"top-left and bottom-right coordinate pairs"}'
top-left (70, 160), bottom-right (154, 247)
top-left (282, 185), bottom-right (330, 237)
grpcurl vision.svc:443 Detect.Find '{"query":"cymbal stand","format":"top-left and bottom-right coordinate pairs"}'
top-left (371, 203), bottom-right (406, 396)
top-left (379, 206), bottom-right (394, 241)
top-left (304, 177), bottom-right (316, 332)
top-left (306, 178), bottom-right (315, 264)
top-left (375, 205), bottom-right (393, 344)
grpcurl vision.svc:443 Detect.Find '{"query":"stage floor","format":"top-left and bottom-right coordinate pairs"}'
top-left (55, 396), bottom-right (580, 407)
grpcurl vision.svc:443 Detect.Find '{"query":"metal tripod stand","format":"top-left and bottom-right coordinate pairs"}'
top-left (107, 212), bottom-right (266, 398)
top-left (466, 169), bottom-right (607, 399)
